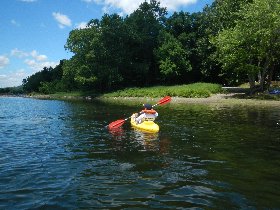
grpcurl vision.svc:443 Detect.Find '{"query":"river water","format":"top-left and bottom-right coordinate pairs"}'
top-left (0, 96), bottom-right (280, 209)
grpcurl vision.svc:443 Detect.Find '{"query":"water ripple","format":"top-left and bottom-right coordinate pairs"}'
top-left (1, 97), bottom-right (280, 209)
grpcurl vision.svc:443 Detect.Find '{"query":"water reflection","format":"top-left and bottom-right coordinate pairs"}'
top-left (131, 129), bottom-right (159, 151)
top-left (1, 97), bottom-right (280, 209)
top-left (108, 126), bottom-right (125, 139)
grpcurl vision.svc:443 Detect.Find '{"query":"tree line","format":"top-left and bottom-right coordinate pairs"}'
top-left (22, 0), bottom-right (280, 94)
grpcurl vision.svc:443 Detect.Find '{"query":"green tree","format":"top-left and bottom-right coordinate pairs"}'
top-left (213, 0), bottom-right (280, 92)
top-left (195, 0), bottom-right (252, 85)
top-left (64, 14), bottom-right (131, 91)
top-left (22, 60), bottom-right (65, 93)
top-left (38, 60), bottom-right (66, 93)
top-left (22, 67), bottom-right (52, 92)
top-left (95, 14), bottom-right (128, 90)
top-left (164, 11), bottom-right (204, 82)
top-left (64, 0), bottom-right (167, 91)
top-left (155, 31), bottom-right (192, 83)
top-left (125, 0), bottom-right (167, 86)
top-left (64, 21), bottom-right (100, 90)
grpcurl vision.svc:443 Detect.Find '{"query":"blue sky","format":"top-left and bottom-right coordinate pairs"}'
top-left (0, 0), bottom-right (213, 88)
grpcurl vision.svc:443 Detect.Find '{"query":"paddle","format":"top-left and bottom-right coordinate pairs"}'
top-left (108, 96), bottom-right (171, 129)
top-left (152, 96), bottom-right (171, 107)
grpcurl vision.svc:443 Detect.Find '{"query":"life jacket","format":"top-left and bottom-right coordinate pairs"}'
top-left (141, 109), bottom-right (157, 114)
top-left (141, 109), bottom-right (157, 121)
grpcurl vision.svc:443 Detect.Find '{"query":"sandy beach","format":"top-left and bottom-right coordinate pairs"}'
top-left (96, 93), bottom-right (280, 107)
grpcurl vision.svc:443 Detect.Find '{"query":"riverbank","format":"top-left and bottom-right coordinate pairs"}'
top-left (96, 93), bottom-right (280, 107)
top-left (21, 86), bottom-right (280, 107)
top-left (24, 92), bottom-right (280, 107)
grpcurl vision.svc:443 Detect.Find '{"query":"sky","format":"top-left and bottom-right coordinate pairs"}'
top-left (0, 0), bottom-right (213, 88)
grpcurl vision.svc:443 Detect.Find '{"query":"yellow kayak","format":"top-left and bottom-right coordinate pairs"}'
top-left (130, 117), bottom-right (159, 133)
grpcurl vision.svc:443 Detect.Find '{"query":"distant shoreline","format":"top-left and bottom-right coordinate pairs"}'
top-left (2, 93), bottom-right (279, 107)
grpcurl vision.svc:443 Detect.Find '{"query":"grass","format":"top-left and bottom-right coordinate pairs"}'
top-left (27, 82), bottom-right (280, 103)
top-left (40, 83), bottom-right (222, 99)
top-left (50, 91), bottom-right (95, 97)
top-left (27, 90), bottom-right (99, 100)
top-left (102, 83), bottom-right (223, 98)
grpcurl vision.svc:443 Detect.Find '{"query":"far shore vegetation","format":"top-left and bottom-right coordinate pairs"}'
top-left (1, 0), bottom-right (280, 100)
top-left (2, 82), bottom-right (275, 102)
top-left (102, 83), bottom-right (223, 98)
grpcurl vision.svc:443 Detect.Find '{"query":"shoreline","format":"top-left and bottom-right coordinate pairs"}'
top-left (96, 93), bottom-right (280, 107)
top-left (3, 93), bottom-right (279, 107)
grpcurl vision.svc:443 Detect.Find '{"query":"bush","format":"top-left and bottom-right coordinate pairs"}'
top-left (103, 83), bottom-right (222, 98)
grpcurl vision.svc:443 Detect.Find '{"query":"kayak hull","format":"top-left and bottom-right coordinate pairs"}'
top-left (130, 118), bottom-right (159, 133)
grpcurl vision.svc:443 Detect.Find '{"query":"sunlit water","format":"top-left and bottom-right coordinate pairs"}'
top-left (0, 97), bottom-right (280, 209)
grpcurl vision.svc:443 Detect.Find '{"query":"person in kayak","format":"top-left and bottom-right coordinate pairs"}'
top-left (132, 103), bottom-right (158, 124)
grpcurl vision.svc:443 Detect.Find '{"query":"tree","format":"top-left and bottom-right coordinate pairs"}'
top-left (213, 0), bottom-right (280, 92)
top-left (195, 0), bottom-right (252, 85)
top-left (22, 60), bottom-right (65, 93)
top-left (208, 0), bottom-right (252, 30)
top-left (64, 21), bottom-right (101, 90)
top-left (155, 31), bottom-right (192, 83)
top-left (163, 11), bottom-right (201, 82)
top-left (64, 14), bottom-right (132, 91)
top-left (63, 0), bottom-right (168, 91)
top-left (22, 67), bottom-right (52, 92)
top-left (95, 14), bottom-right (128, 90)
top-left (125, 0), bottom-right (167, 86)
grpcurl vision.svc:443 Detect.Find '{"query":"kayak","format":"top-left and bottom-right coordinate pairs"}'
top-left (130, 117), bottom-right (159, 133)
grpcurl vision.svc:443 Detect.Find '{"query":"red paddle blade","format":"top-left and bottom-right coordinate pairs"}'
top-left (108, 119), bottom-right (125, 129)
top-left (158, 96), bottom-right (171, 106)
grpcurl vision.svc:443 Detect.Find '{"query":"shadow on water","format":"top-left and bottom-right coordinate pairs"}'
top-left (1, 97), bottom-right (280, 209)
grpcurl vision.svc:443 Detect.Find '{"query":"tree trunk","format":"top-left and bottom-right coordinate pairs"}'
top-left (248, 73), bottom-right (257, 95)
top-left (248, 73), bottom-right (255, 89)
top-left (259, 57), bottom-right (270, 91)
top-left (267, 65), bottom-right (274, 91)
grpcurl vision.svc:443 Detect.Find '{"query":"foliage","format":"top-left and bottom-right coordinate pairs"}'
top-left (163, 11), bottom-right (205, 82)
top-left (213, 0), bottom-right (280, 92)
top-left (0, 86), bottom-right (24, 95)
top-left (194, 0), bottom-right (253, 85)
top-left (23, 60), bottom-right (65, 92)
top-left (21, 0), bottom-right (280, 96)
top-left (155, 31), bottom-right (192, 83)
top-left (103, 83), bottom-right (222, 98)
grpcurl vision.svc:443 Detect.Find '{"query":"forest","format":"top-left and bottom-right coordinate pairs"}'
top-left (21, 0), bottom-right (280, 95)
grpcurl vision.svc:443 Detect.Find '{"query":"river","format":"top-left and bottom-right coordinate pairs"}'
top-left (0, 96), bottom-right (280, 209)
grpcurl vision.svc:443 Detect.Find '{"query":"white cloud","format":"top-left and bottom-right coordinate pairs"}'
top-left (24, 59), bottom-right (58, 72)
top-left (0, 69), bottom-right (27, 88)
top-left (12, 49), bottom-right (58, 78)
top-left (11, 48), bottom-right (29, 58)
top-left (52, 12), bottom-right (72, 28)
top-left (15, 69), bottom-right (26, 77)
top-left (82, 0), bottom-right (198, 14)
top-left (75, 22), bottom-right (88, 29)
top-left (0, 75), bottom-right (7, 79)
top-left (11, 49), bottom-right (47, 62)
top-left (30, 50), bottom-right (47, 61)
top-left (0, 56), bottom-right (9, 69)
top-left (162, 0), bottom-right (197, 11)
top-left (1, 49), bottom-right (59, 87)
